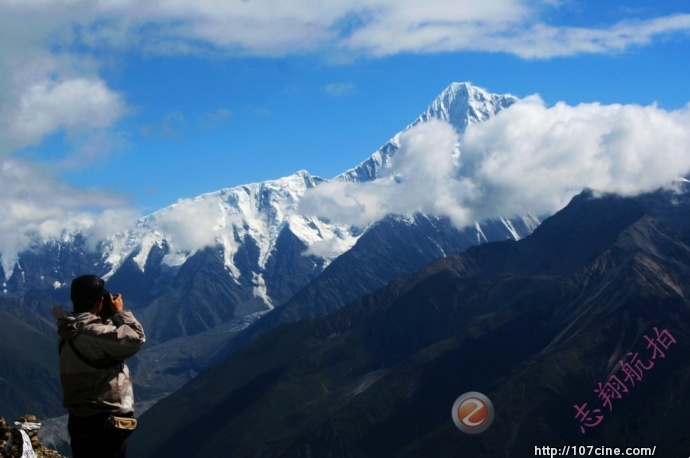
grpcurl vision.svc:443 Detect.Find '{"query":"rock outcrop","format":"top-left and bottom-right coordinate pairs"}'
top-left (0, 415), bottom-right (66, 458)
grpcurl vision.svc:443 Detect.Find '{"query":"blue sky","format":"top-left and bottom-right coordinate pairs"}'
top-left (1, 0), bottom-right (690, 256)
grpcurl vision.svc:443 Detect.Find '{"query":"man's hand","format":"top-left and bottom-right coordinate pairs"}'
top-left (110, 293), bottom-right (124, 313)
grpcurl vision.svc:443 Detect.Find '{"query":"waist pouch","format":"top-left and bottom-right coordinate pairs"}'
top-left (105, 415), bottom-right (137, 440)
top-left (107, 415), bottom-right (137, 430)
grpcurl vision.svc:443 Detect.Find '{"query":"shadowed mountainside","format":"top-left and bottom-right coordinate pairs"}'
top-left (131, 188), bottom-right (690, 457)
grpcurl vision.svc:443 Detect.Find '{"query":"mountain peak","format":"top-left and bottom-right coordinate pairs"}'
top-left (415, 81), bottom-right (517, 129)
top-left (443, 81), bottom-right (485, 97)
top-left (337, 82), bottom-right (517, 183)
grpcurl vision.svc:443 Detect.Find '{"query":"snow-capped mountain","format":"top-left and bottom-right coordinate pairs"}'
top-left (337, 82), bottom-right (517, 182)
top-left (102, 170), bottom-right (359, 307)
top-left (4, 84), bottom-right (516, 289)
top-left (100, 82), bottom-right (523, 312)
top-left (0, 83), bottom-right (518, 295)
top-left (0, 82), bottom-right (541, 420)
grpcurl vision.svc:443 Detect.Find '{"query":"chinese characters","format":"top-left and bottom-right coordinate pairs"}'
top-left (573, 326), bottom-right (676, 434)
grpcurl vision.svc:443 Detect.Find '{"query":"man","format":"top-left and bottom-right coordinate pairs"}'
top-left (54, 274), bottom-right (146, 458)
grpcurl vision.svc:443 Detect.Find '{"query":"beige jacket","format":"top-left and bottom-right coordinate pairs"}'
top-left (54, 307), bottom-right (146, 417)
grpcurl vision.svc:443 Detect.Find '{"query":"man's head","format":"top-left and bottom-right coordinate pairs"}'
top-left (71, 275), bottom-right (106, 313)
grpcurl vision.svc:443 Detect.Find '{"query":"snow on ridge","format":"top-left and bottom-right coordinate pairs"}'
top-left (521, 214), bottom-right (542, 233)
top-left (102, 170), bottom-right (359, 286)
top-left (5, 82), bottom-right (530, 306)
top-left (475, 222), bottom-right (489, 244)
top-left (252, 272), bottom-right (273, 309)
top-left (337, 82), bottom-right (517, 184)
top-left (101, 83), bottom-right (518, 282)
top-left (501, 217), bottom-right (522, 241)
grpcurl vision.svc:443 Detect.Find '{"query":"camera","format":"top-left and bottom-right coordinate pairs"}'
top-left (100, 289), bottom-right (115, 320)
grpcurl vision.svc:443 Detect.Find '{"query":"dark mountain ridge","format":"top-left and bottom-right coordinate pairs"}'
top-left (131, 188), bottom-right (690, 457)
top-left (206, 213), bottom-right (538, 365)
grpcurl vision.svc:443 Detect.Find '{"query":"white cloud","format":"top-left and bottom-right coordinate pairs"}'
top-left (464, 97), bottom-right (690, 216)
top-left (488, 14), bottom-right (690, 59)
top-left (151, 197), bottom-right (227, 253)
top-left (0, 3), bottom-right (128, 155)
top-left (1, 1), bottom-right (688, 63)
top-left (300, 120), bottom-right (479, 228)
top-left (0, 0), bottom-right (687, 155)
top-left (300, 99), bottom-right (690, 229)
top-left (0, 159), bottom-right (137, 276)
top-left (342, 7), bottom-right (690, 58)
top-left (302, 236), bottom-right (358, 259)
top-left (4, 77), bottom-right (125, 147)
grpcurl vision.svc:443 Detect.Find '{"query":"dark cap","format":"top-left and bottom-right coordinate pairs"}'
top-left (71, 275), bottom-right (105, 313)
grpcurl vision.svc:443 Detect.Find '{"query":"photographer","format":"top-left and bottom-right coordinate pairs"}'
top-left (53, 274), bottom-right (146, 458)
